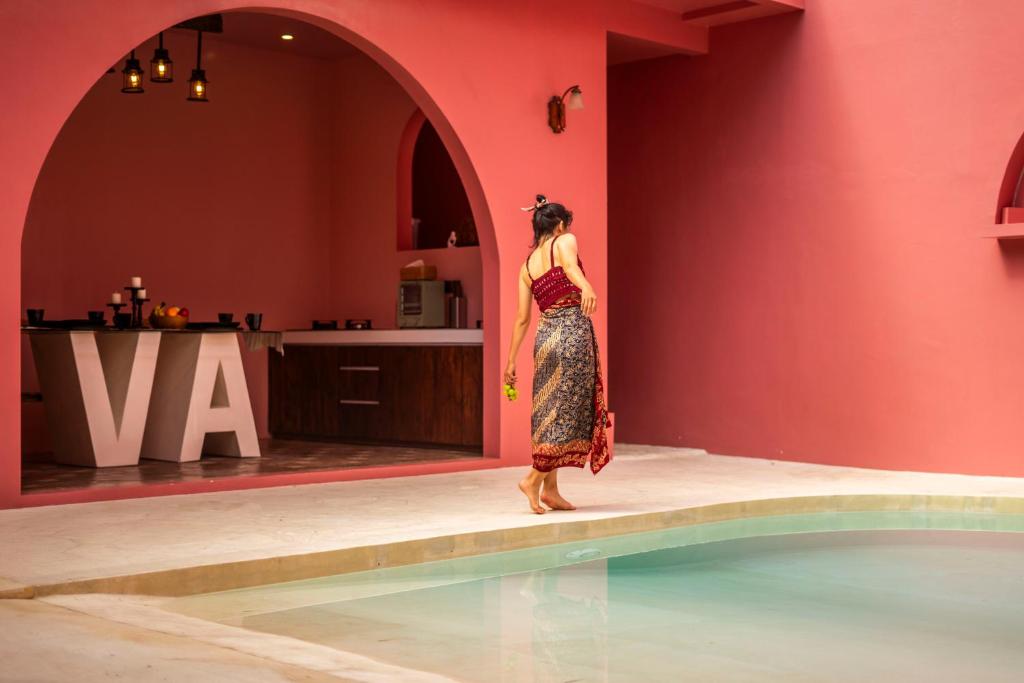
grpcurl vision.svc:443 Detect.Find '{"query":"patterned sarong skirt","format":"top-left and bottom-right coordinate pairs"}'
top-left (531, 301), bottom-right (612, 474)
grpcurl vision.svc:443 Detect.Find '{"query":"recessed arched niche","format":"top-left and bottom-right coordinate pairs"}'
top-left (397, 110), bottom-right (478, 250)
top-left (986, 129), bottom-right (1024, 238)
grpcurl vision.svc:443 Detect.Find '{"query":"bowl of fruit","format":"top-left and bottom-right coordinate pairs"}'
top-left (149, 303), bottom-right (190, 329)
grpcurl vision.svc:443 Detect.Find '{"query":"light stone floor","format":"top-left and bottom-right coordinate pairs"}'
top-left (0, 599), bottom-right (348, 682)
top-left (5, 443), bottom-right (1024, 592)
top-left (5, 443), bottom-right (1024, 681)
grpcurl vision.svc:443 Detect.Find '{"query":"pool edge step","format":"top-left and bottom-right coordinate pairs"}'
top-left (27, 493), bottom-right (1024, 599)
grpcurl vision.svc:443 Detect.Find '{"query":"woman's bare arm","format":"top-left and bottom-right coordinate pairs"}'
top-left (554, 233), bottom-right (597, 316)
top-left (504, 264), bottom-right (534, 385)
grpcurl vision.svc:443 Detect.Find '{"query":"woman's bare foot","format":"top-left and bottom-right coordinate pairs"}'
top-left (540, 490), bottom-right (576, 510)
top-left (518, 477), bottom-right (546, 514)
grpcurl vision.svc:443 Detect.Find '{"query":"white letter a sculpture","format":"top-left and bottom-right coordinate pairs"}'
top-left (141, 333), bottom-right (260, 462)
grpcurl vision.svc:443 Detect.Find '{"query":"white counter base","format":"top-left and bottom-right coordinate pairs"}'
top-left (27, 330), bottom-right (260, 467)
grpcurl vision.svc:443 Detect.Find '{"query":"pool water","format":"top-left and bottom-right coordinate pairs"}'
top-left (169, 511), bottom-right (1024, 682)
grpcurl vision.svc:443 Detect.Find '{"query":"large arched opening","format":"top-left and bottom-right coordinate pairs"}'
top-left (11, 4), bottom-right (502, 506)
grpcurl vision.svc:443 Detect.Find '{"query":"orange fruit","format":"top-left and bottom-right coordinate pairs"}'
top-left (166, 306), bottom-right (180, 317)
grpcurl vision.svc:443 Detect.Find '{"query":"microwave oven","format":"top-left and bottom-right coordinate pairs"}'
top-left (398, 280), bottom-right (446, 328)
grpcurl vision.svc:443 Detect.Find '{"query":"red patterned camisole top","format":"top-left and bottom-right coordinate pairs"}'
top-left (526, 233), bottom-right (584, 312)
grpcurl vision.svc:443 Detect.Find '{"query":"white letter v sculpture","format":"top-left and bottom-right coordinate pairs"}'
top-left (29, 332), bottom-right (160, 467)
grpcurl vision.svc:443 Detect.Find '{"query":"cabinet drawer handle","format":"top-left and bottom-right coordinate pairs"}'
top-left (339, 399), bottom-right (381, 405)
top-left (339, 366), bottom-right (380, 372)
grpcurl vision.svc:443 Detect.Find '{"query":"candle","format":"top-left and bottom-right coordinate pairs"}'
top-left (111, 292), bottom-right (122, 304)
top-left (130, 276), bottom-right (142, 288)
top-left (138, 288), bottom-right (147, 299)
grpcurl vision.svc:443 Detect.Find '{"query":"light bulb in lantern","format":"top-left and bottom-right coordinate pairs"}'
top-left (188, 71), bottom-right (208, 101)
top-left (187, 31), bottom-right (209, 102)
top-left (121, 51), bottom-right (144, 94)
top-left (150, 32), bottom-right (173, 83)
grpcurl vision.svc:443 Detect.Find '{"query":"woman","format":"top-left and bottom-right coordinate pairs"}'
top-left (504, 195), bottom-right (612, 514)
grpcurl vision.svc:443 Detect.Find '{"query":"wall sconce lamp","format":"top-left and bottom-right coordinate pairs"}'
top-left (121, 50), bottom-right (144, 93)
top-left (150, 32), bottom-right (173, 83)
top-left (187, 30), bottom-right (209, 102)
top-left (547, 85), bottom-right (584, 134)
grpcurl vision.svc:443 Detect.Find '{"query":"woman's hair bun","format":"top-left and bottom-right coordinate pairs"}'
top-left (526, 196), bottom-right (572, 248)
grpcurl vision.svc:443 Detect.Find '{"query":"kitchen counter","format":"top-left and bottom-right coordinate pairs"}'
top-left (21, 327), bottom-right (241, 334)
top-left (25, 329), bottom-right (259, 467)
top-left (270, 330), bottom-right (483, 448)
top-left (281, 328), bottom-right (483, 346)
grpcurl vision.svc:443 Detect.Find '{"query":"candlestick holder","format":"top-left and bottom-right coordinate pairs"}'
top-left (106, 302), bottom-right (125, 328)
top-left (124, 286), bottom-right (149, 329)
top-left (132, 299), bottom-right (150, 328)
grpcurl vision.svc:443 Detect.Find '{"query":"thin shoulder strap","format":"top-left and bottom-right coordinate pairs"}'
top-left (549, 233), bottom-right (562, 268)
top-left (525, 255), bottom-right (533, 282)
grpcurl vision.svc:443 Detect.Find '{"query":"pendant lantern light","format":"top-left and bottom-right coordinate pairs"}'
top-left (150, 32), bottom-right (173, 83)
top-left (121, 50), bottom-right (144, 93)
top-left (187, 30), bottom-right (209, 102)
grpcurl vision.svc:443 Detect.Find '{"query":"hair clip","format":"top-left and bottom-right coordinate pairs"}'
top-left (520, 197), bottom-right (548, 212)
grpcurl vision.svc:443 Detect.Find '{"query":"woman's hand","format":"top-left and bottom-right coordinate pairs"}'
top-left (580, 287), bottom-right (598, 317)
top-left (503, 361), bottom-right (517, 387)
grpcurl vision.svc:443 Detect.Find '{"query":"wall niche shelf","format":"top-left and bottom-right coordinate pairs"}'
top-left (988, 128), bottom-right (1024, 239)
top-left (982, 207), bottom-right (1024, 240)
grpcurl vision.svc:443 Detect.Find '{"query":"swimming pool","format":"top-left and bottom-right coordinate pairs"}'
top-left (168, 510), bottom-right (1024, 682)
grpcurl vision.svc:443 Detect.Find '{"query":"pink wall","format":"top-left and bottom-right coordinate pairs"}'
top-left (1, 0), bottom-right (657, 507)
top-left (21, 30), bottom-right (335, 445)
top-left (609, 1), bottom-right (1024, 476)
top-left (326, 53), bottom-right (483, 327)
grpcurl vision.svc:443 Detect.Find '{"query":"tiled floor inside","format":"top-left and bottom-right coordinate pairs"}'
top-left (21, 439), bottom-right (482, 493)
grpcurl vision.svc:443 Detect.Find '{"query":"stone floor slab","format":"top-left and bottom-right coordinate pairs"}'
top-left (3, 445), bottom-right (1024, 595)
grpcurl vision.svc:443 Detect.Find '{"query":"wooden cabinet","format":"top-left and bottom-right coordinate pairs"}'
top-left (336, 345), bottom-right (384, 442)
top-left (269, 344), bottom-right (482, 449)
top-left (268, 345), bottom-right (340, 438)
